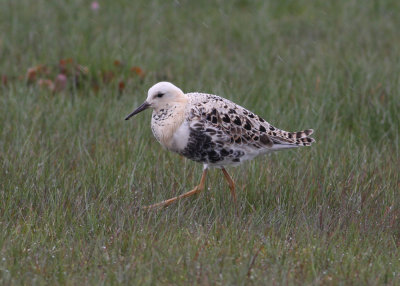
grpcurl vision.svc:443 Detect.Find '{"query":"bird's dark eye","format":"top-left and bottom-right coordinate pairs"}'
top-left (156, 92), bottom-right (165, 98)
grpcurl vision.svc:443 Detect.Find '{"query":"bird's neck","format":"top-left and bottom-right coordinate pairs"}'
top-left (151, 100), bottom-right (188, 150)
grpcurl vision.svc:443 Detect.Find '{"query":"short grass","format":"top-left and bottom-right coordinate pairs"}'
top-left (1, 0), bottom-right (400, 285)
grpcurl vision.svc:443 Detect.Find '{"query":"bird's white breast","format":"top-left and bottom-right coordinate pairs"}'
top-left (169, 121), bottom-right (190, 152)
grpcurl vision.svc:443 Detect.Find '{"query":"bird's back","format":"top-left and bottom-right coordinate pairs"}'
top-left (176, 92), bottom-right (314, 167)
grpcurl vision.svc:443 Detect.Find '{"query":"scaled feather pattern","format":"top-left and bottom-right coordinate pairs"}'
top-left (126, 82), bottom-right (315, 168)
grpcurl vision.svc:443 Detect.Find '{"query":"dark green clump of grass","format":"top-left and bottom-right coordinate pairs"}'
top-left (1, 0), bottom-right (400, 285)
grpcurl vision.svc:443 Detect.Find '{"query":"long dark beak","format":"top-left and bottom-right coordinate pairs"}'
top-left (125, 101), bottom-right (150, 120)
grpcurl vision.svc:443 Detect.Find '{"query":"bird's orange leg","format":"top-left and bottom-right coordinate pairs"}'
top-left (143, 168), bottom-right (208, 210)
top-left (221, 167), bottom-right (237, 204)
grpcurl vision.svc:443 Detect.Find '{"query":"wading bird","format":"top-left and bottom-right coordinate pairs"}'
top-left (125, 82), bottom-right (315, 209)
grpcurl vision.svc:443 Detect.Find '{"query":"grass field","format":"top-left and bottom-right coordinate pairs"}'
top-left (1, 0), bottom-right (400, 284)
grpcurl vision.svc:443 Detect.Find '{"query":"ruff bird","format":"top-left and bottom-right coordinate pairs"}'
top-left (125, 82), bottom-right (315, 209)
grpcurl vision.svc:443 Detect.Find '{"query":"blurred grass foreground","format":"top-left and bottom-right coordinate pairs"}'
top-left (0, 0), bottom-right (399, 285)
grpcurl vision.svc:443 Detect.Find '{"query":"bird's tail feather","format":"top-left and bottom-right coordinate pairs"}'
top-left (289, 129), bottom-right (314, 139)
top-left (268, 128), bottom-right (315, 150)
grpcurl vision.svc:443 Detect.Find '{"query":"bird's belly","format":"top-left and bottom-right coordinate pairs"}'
top-left (208, 147), bottom-right (264, 167)
top-left (179, 126), bottom-right (259, 166)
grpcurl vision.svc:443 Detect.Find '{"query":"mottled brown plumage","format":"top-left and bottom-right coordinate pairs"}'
top-left (125, 82), bottom-right (315, 209)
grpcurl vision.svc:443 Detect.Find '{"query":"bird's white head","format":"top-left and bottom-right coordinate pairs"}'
top-left (125, 82), bottom-right (187, 120)
top-left (146, 82), bottom-right (185, 109)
